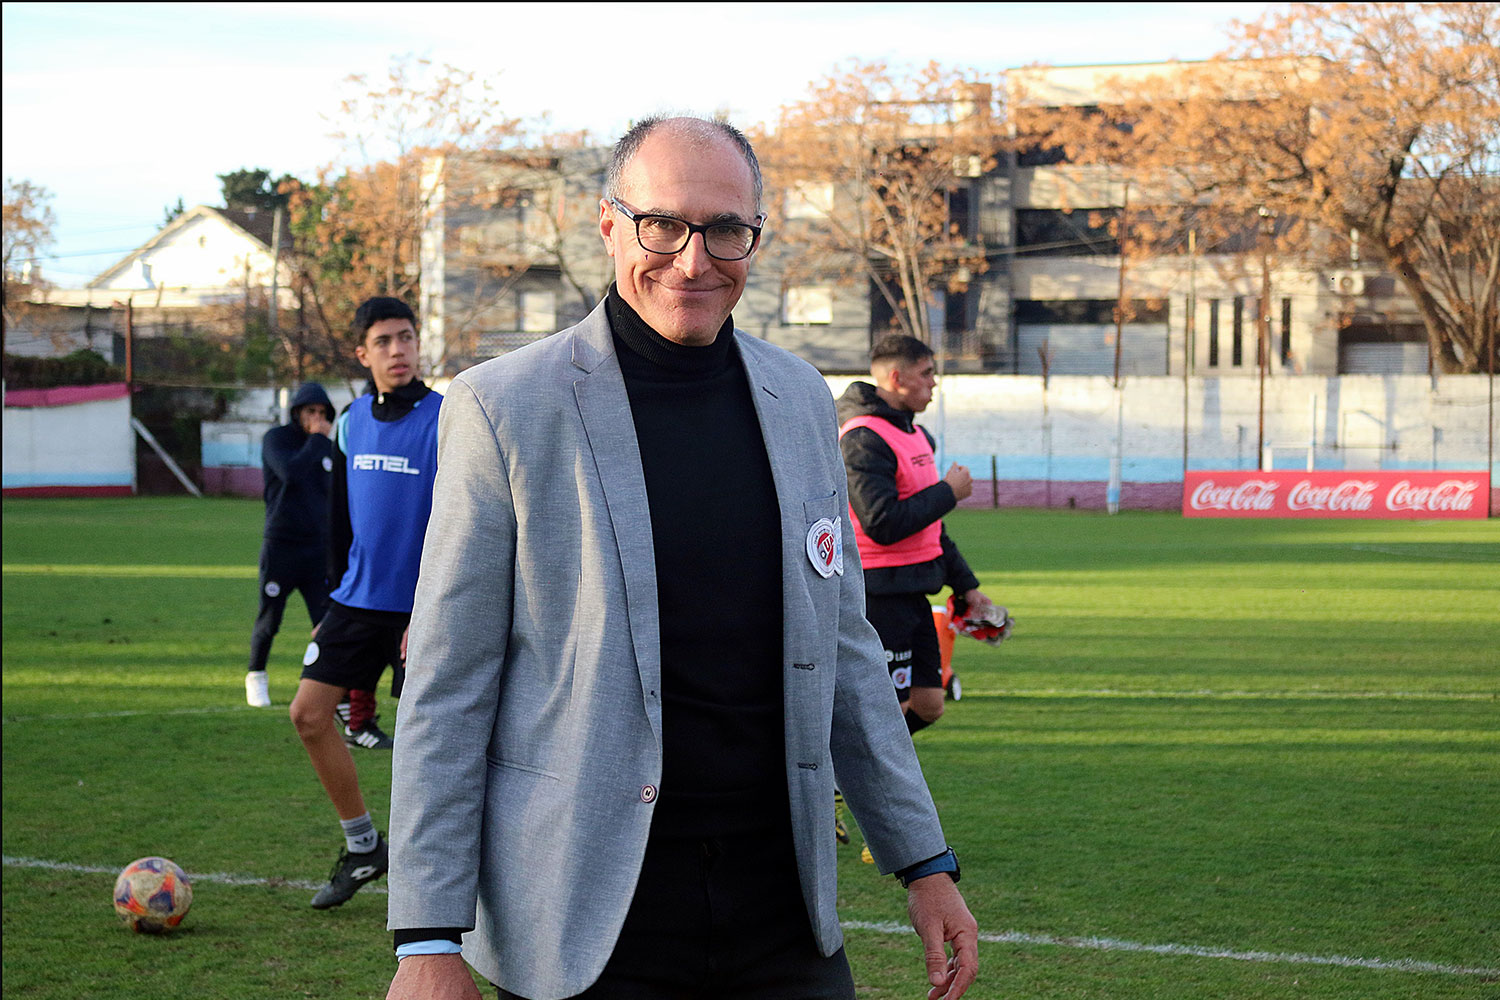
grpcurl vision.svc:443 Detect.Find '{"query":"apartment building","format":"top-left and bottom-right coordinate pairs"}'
top-left (418, 65), bottom-right (1429, 377)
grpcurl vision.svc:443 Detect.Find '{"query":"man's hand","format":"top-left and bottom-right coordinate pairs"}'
top-left (907, 875), bottom-right (978, 1000)
top-left (300, 408), bottom-right (334, 438)
top-left (387, 953), bottom-right (481, 1000)
top-left (401, 626), bottom-right (410, 661)
top-left (959, 589), bottom-right (991, 616)
top-left (942, 463), bottom-right (973, 502)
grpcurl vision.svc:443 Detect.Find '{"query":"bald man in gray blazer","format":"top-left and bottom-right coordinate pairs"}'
top-left (387, 116), bottom-right (977, 1000)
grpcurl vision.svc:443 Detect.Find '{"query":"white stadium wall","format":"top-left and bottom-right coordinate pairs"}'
top-left (6, 375), bottom-right (1494, 514)
top-left (3, 383), bottom-right (135, 496)
top-left (827, 373), bottom-right (1498, 515)
top-left (200, 385), bottom-right (360, 497)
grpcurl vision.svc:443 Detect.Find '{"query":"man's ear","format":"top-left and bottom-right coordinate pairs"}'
top-left (354, 343), bottom-right (368, 368)
top-left (599, 198), bottom-right (617, 257)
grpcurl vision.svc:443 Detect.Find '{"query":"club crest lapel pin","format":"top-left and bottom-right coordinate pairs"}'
top-left (806, 517), bottom-right (844, 578)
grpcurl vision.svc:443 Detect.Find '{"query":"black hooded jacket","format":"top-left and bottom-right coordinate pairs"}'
top-left (261, 382), bottom-right (335, 546)
top-left (835, 381), bottom-right (980, 598)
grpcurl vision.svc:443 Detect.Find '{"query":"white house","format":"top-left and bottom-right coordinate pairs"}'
top-left (35, 205), bottom-right (296, 311)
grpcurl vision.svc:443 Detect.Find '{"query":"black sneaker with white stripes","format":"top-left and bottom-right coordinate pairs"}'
top-left (310, 834), bottom-right (388, 909)
top-left (343, 717), bottom-right (394, 750)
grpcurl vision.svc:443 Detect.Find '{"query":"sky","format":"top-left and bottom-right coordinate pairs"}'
top-left (2, 1), bottom-right (1274, 288)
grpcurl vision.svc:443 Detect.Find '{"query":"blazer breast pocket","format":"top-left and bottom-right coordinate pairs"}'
top-left (803, 491), bottom-right (841, 524)
top-left (801, 491), bottom-right (845, 581)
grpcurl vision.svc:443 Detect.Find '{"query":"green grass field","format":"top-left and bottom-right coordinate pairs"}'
top-left (3, 498), bottom-right (1497, 999)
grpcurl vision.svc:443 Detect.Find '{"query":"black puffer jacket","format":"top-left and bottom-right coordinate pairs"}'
top-left (261, 382), bottom-right (335, 545)
top-left (835, 381), bottom-right (980, 598)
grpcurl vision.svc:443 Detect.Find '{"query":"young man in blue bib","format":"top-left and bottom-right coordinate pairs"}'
top-left (289, 296), bottom-right (442, 910)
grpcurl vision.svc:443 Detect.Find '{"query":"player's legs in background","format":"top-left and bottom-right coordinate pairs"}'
top-left (344, 624), bottom-right (402, 750)
top-left (246, 541), bottom-right (293, 707)
top-left (290, 676), bottom-right (389, 908)
top-left (289, 678), bottom-right (366, 818)
top-left (906, 685), bottom-right (945, 732)
top-left (295, 543), bottom-right (331, 628)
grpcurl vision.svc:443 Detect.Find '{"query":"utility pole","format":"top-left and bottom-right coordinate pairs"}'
top-left (1108, 180), bottom-right (1130, 514)
top-left (1183, 228), bottom-right (1196, 478)
top-left (1489, 316), bottom-right (1495, 516)
top-left (124, 297), bottom-right (134, 390)
top-left (1257, 207), bottom-right (1273, 471)
top-left (1113, 180), bottom-right (1130, 389)
top-left (268, 207), bottom-right (283, 340)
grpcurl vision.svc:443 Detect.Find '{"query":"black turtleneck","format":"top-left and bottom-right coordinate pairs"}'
top-left (607, 288), bottom-right (790, 838)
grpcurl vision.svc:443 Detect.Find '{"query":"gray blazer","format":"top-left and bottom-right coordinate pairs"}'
top-left (388, 302), bottom-right (948, 1000)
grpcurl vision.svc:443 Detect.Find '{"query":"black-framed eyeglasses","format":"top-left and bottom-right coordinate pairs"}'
top-left (609, 197), bottom-right (764, 261)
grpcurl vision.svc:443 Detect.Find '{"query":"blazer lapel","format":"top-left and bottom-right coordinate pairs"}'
top-left (737, 335), bottom-right (817, 645)
top-left (571, 308), bottom-right (663, 720)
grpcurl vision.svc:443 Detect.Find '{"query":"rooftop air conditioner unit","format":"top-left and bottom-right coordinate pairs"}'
top-left (952, 154), bottom-right (983, 178)
top-left (1330, 270), bottom-right (1366, 296)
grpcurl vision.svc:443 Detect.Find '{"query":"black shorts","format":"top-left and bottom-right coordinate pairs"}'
top-left (865, 592), bottom-right (942, 699)
top-left (299, 604), bottom-right (407, 693)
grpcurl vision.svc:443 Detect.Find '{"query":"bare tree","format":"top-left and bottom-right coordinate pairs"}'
top-left (755, 61), bottom-right (1006, 345)
top-left (1027, 3), bottom-right (1499, 372)
top-left (285, 56), bottom-right (524, 368)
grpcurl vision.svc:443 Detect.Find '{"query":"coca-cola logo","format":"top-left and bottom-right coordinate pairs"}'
top-left (1386, 479), bottom-right (1477, 512)
top-left (1288, 479), bottom-right (1376, 512)
top-left (1189, 479), bottom-right (1279, 511)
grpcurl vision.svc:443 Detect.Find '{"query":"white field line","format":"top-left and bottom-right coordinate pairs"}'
top-left (8, 856), bottom-right (1494, 979)
top-left (4, 854), bottom-right (369, 895)
top-left (839, 920), bottom-right (1499, 979)
top-left (3, 705), bottom-right (258, 722)
top-left (964, 689), bottom-right (1498, 702)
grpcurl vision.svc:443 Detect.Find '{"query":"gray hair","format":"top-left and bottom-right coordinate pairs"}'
top-left (605, 115), bottom-right (764, 216)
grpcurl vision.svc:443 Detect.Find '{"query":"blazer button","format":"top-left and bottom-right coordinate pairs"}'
top-left (640, 784), bottom-right (657, 803)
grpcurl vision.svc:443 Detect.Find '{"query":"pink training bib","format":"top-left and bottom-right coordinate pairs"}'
top-left (839, 415), bottom-right (943, 568)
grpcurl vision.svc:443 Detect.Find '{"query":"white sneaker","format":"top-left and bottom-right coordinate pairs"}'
top-left (245, 670), bottom-right (271, 708)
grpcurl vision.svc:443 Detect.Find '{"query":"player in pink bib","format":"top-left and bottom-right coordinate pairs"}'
top-left (837, 334), bottom-right (996, 735)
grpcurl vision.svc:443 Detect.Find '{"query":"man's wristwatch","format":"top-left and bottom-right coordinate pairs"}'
top-left (897, 847), bottom-right (961, 888)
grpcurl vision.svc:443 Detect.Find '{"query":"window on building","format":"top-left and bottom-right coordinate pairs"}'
top-left (1232, 296), bottom-right (1244, 367)
top-left (869, 280), bottom-right (897, 335)
top-left (783, 285), bottom-right (833, 325)
top-left (520, 290), bottom-right (556, 333)
top-left (943, 288), bottom-right (973, 356)
top-left (1014, 298), bottom-right (1170, 376)
top-left (1280, 297), bottom-right (1292, 365)
top-left (1208, 299), bottom-right (1220, 366)
top-left (948, 186), bottom-right (974, 241)
top-left (1337, 322), bottom-right (1428, 374)
top-left (1015, 298), bottom-right (1166, 325)
top-left (1015, 208), bottom-right (1120, 256)
top-left (1255, 298), bottom-right (1266, 368)
top-left (784, 181), bottom-right (834, 220)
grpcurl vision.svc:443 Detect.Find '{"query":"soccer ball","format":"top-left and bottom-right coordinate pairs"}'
top-left (113, 857), bottom-right (192, 933)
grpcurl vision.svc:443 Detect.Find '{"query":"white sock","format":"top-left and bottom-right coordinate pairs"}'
top-left (340, 813), bottom-right (378, 854)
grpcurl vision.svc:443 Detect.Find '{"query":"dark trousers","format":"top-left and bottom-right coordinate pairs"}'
top-left (248, 539), bottom-right (329, 672)
top-left (497, 829), bottom-right (855, 1000)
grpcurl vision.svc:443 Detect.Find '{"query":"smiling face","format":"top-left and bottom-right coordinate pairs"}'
top-left (355, 318), bottom-right (418, 394)
top-left (599, 125), bottom-right (760, 346)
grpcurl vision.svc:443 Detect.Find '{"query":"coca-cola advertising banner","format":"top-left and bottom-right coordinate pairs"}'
top-left (1183, 471), bottom-right (1490, 519)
